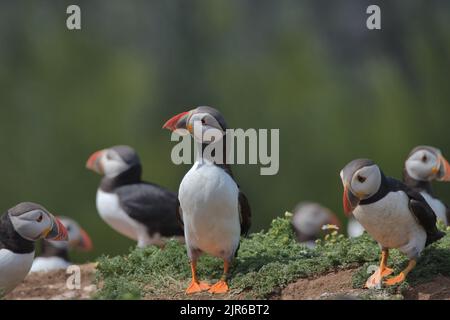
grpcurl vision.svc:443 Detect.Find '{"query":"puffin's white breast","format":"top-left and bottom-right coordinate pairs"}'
top-left (420, 192), bottom-right (448, 225)
top-left (30, 257), bottom-right (70, 273)
top-left (0, 249), bottom-right (35, 295)
top-left (96, 189), bottom-right (139, 241)
top-left (179, 161), bottom-right (241, 259)
top-left (353, 191), bottom-right (426, 258)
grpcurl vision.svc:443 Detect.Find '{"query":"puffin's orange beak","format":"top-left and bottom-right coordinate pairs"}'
top-left (86, 150), bottom-right (104, 174)
top-left (45, 216), bottom-right (68, 241)
top-left (78, 227), bottom-right (93, 251)
top-left (437, 155), bottom-right (450, 181)
top-left (343, 185), bottom-right (358, 216)
top-left (163, 111), bottom-right (189, 131)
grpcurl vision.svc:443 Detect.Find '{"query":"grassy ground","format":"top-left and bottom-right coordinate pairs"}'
top-left (94, 213), bottom-right (450, 300)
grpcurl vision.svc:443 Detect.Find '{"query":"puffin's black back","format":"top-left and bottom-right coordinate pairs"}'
top-left (0, 212), bottom-right (34, 254)
top-left (116, 182), bottom-right (184, 237)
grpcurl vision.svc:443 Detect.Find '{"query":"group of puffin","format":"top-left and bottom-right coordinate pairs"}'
top-left (1, 105), bottom-right (449, 296)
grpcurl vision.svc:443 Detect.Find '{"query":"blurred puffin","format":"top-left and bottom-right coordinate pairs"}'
top-left (291, 202), bottom-right (340, 248)
top-left (31, 217), bottom-right (92, 273)
top-left (163, 106), bottom-right (251, 294)
top-left (86, 145), bottom-right (184, 247)
top-left (0, 202), bottom-right (68, 295)
top-left (340, 159), bottom-right (444, 288)
top-left (404, 146), bottom-right (450, 225)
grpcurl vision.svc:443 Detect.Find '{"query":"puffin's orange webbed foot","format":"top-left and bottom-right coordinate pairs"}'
top-left (208, 280), bottom-right (229, 294)
top-left (365, 269), bottom-right (382, 289)
top-left (380, 267), bottom-right (394, 277)
top-left (186, 281), bottom-right (210, 294)
top-left (365, 267), bottom-right (394, 288)
top-left (383, 272), bottom-right (406, 286)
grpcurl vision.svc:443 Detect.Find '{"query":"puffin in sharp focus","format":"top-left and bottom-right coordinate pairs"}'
top-left (163, 106), bottom-right (251, 294)
top-left (403, 145), bottom-right (450, 225)
top-left (291, 202), bottom-right (340, 248)
top-left (86, 145), bottom-right (184, 247)
top-left (340, 159), bottom-right (445, 288)
top-left (31, 217), bottom-right (93, 273)
top-left (0, 202), bottom-right (68, 295)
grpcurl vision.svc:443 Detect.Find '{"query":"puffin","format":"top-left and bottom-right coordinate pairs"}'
top-left (0, 202), bottom-right (68, 295)
top-left (291, 202), bottom-right (341, 248)
top-left (31, 217), bottom-right (93, 273)
top-left (163, 106), bottom-right (251, 294)
top-left (403, 145), bottom-right (450, 225)
top-left (340, 159), bottom-right (445, 288)
top-left (86, 145), bottom-right (184, 247)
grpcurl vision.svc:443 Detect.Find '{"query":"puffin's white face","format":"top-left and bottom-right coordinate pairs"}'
top-left (405, 149), bottom-right (439, 181)
top-left (348, 164), bottom-right (382, 200)
top-left (187, 112), bottom-right (224, 144)
top-left (9, 209), bottom-right (55, 241)
top-left (99, 149), bottom-right (129, 178)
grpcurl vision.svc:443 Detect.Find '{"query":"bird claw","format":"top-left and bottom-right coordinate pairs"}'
top-left (185, 281), bottom-right (210, 294)
top-left (384, 273), bottom-right (406, 286)
top-left (208, 280), bottom-right (229, 294)
top-left (365, 271), bottom-right (382, 289)
top-left (380, 267), bottom-right (394, 277)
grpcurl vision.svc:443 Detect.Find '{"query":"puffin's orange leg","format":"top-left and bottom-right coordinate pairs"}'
top-left (185, 260), bottom-right (210, 294)
top-left (208, 260), bottom-right (230, 294)
top-left (384, 259), bottom-right (416, 286)
top-left (365, 249), bottom-right (393, 289)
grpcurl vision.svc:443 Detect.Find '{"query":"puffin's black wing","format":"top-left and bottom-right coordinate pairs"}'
top-left (238, 191), bottom-right (251, 236)
top-left (115, 183), bottom-right (184, 237)
top-left (391, 179), bottom-right (445, 246)
top-left (176, 199), bottom-right (184, 228)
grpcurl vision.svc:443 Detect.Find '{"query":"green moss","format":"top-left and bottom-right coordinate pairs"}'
top-left (95, 213), bottom-right (450, 299)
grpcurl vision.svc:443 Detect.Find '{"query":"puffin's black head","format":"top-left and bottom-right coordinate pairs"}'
top-left (163, 106), bottom-right (228, 144)
top-left (86, 145), bottom-right (141, 178)
top-left (405, 145), bottom-right (450, 182)
top-left (8, 202), bottom-right (68, 242)
top-left (340, 159), bottom-right (382, 215)
top-left (45, 216), bottom-right (93, 252)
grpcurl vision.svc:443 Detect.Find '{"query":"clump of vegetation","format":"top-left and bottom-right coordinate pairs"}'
top-left (95, 213), bottom-right (450, 299)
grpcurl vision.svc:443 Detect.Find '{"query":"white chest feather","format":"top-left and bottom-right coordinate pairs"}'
top-left (96, 189), bottom-right (140, 241)
top-left (30, 257), bottom-right (70, 273)
top-left (420, 192), bottom-right (448, 225)
top-left (0, 249), bottom-right (35, 295)
top-left (179, 161), bottom-right (241, 259)
top-left (353, 191), bottom-right (426, 258)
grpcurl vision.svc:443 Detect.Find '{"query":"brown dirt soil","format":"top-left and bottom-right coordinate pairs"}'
top-left (276, 269), bottom-right (365, 300)
top-left (403, 275), bottom-right (450, 300)
top-left (4, 264), bottom-right (450, 300)
top-left (4, 263), bottom-right (97, 300)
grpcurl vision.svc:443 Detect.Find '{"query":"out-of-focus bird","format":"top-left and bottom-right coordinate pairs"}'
top-left (291, 202), bottom-right (340, 248)
top-left (0, 202), bottom-right (68, 295)
top-left (340, 159), bottom-right (444, 288)
top-left (30, 217), bottom-right (92, 273)
top-left (86, 145), bottom-right (184, 247)
top-left (404, 145), bottom-right (450, 225)
top-left (163, 106), bottom-right (251, 294)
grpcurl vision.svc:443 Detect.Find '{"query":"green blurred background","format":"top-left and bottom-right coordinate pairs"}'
top-left (0, 0), bottom-right (449, 262)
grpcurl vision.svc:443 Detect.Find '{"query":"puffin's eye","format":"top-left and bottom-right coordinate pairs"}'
top-left (357, 175), bottom-right (366, 183)
top-left (36, 214), bottom-right (43, 223)
top-left (422, 155), bottom-right (428, 162)
top-left (201, 118), bottom-right (206, 124)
